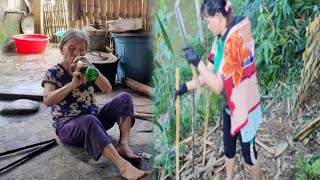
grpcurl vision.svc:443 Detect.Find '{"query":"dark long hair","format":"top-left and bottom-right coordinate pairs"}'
top-left (201, 0), bottom-right (234, 27)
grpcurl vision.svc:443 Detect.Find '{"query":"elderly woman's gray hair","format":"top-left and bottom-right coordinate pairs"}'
top-left (60, 29), bottom-right (90, 50)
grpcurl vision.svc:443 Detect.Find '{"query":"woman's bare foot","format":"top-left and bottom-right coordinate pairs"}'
top-left (116, 143), bottom-right (142, 160)
top-left (118, 160), bottom-right (149, 180)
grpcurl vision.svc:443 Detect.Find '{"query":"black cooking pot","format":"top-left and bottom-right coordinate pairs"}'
top-left (87, 52), bottom-right (122, 87)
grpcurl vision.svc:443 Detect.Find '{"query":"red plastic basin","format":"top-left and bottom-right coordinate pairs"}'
top-left (12, 34), bottom-right (49, 54)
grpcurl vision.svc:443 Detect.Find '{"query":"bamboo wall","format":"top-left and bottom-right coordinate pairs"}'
top-left (43, 0), bottom-right (67, 42)
top-left (299, 15), bottom-right (320, 106)
top-left (66, 0), bottom-right (151, 31)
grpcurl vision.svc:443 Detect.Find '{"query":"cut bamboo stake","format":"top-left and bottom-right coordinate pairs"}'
top-left (208, 117), bottom-right (222, 165)
top-left (293, 116), bottom-right (320, 142)
top-left (175, 68), bottom-right (180, 180)
top-left (134, 112), bottom-right (154, 119)
top-left (202, 88), bottom-right (210, 166)
top-left (191, 91), bottom-right (195, 173)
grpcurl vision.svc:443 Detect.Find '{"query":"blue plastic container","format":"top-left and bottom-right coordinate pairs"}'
top-left (55, 31), bottom-right (65, 43)
top-left (111, 31), bottom-right (153, 84)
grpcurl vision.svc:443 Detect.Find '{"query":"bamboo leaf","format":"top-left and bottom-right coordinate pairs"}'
top-left (156, 13), bottom-right (174, 54)
top-left (159, 0), bottom-right (164, 15)
top-left (153, 119), bottom-right (164, 132)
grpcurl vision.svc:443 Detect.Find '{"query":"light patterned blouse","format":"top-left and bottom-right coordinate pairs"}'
top-left (42, 64), bottom-right (99, 129)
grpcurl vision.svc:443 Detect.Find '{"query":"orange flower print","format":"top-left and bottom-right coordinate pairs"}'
top-left (222, 31), bottom-right (250, 87)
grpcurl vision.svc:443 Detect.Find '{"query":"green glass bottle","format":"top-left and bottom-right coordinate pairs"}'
top-left (77, 59), bottom-right (99, 81)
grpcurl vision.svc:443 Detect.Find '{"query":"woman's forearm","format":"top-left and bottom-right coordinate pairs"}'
top-left (94, 73), bottom-right (112, 94)
top-left (197, 61), bottom-right (223, 94)
top-left (185, 75), bottom-right (207, 91)
top-left (43, 83), bottom-right (75, 107)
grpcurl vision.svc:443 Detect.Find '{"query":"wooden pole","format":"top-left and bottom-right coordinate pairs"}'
top-left (100, 0), bottom-right (107, 27)
top-left (66, 0), bottom-right (75, 28)
top-left (294, 116), bottom-right (320, 142)
top-left (132, 0), bottom-right (137, 18)
top-left (145, 0), bottom-right (149, 31)
top-left (107, 0), bottom-right (112, 19)
top-left (191, 91), bottom-right (195, 173)
top-left (142, 0), bottom-right (147, 30)
top-left (34, 0), bottom-right (43, 34)
top-left (119, 0), bottom-right (127, 18)
top-left (81, 0), bottom-right (87, 25)
top-left (113, 0), bottom-right (120, 19)
top-left (127, 0), bottom-right (132, 18)
top-left (124, 77), bottom-right (154, 97)
top-left (202, 88), bottom-right (210, 166)
top-left (87, 0), bottom-right (94, 24)
top-left (94, 0), bottom-right (100, 24)
top-left (175, 67), bottom-right (180, 180)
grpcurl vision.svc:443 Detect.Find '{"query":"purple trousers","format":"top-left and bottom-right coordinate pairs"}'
top-left (56, 92), bottom-right (135, 160)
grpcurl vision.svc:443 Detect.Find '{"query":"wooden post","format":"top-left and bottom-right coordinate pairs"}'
top-left (119, 0), bottom-right (127, 18)
top-left (114, 0), bottom-right (119, 19)
top-left (106, 0), bottom-right (111, 19)
top-left (81, 0), bottom-right (87, 25)
top-left (100, 0), bottom-right (107, 27)
top-left (191, 91), bottom-right (195, 173)
top-left (141, 0), bottom-right (146, 29)
top-left (124, 78), bottom-right (154, 97)
top-left (34, 0), bottom-right (43, 34)
top-left (202, 88), bottom-right (210, 166)
top-left (145, 0), bottom-right (149, 31)
top-left (66, 0), bottom-right (75, 28)
top-left (175, 68), bottom-right (180, 180)
top-left (127, 0), bottom-right (132, 18)
top-left (132, 0), bottom-right (137, 18)
top-left (87, 0), bottom-right (94, 24)
top-left (94, 0), bottom-right (100, 24)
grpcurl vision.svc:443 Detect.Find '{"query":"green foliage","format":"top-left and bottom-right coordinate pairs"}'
top-left (233, 0), bottom-right (320, 93)
top-left (151, 1), bottom-right (220, 177)
top-left (294, 153), bottom-right (320, 179)
top-left (152, 2), bottom-right (183, 176)
top-left (0, 14), bottom-right (21, 48)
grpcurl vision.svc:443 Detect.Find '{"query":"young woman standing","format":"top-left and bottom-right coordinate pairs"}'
top-left (175, 0), bottom-right (262, 179)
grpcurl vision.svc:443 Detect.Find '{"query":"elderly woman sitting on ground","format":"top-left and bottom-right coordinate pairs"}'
top-left (41, 28), bottom-right (148, 180)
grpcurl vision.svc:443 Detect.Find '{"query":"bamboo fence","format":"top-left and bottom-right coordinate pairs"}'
top-left (299, 15), bottom-right (320, 106)
top-left (43, 0), bottom-right (68, 43)
top-left (43, 0), bottom-right (151, 42)
top-left (67, 0), bottom-right (150, 30)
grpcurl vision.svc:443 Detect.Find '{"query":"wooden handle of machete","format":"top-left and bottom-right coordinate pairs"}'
top-left (190, 64), bottom-right (202, 95)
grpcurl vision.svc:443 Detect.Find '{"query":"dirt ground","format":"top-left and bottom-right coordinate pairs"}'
top-left (0, 46), bottom-right (153, 179)
top-left (177, 86), bottom-right (320, 179)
